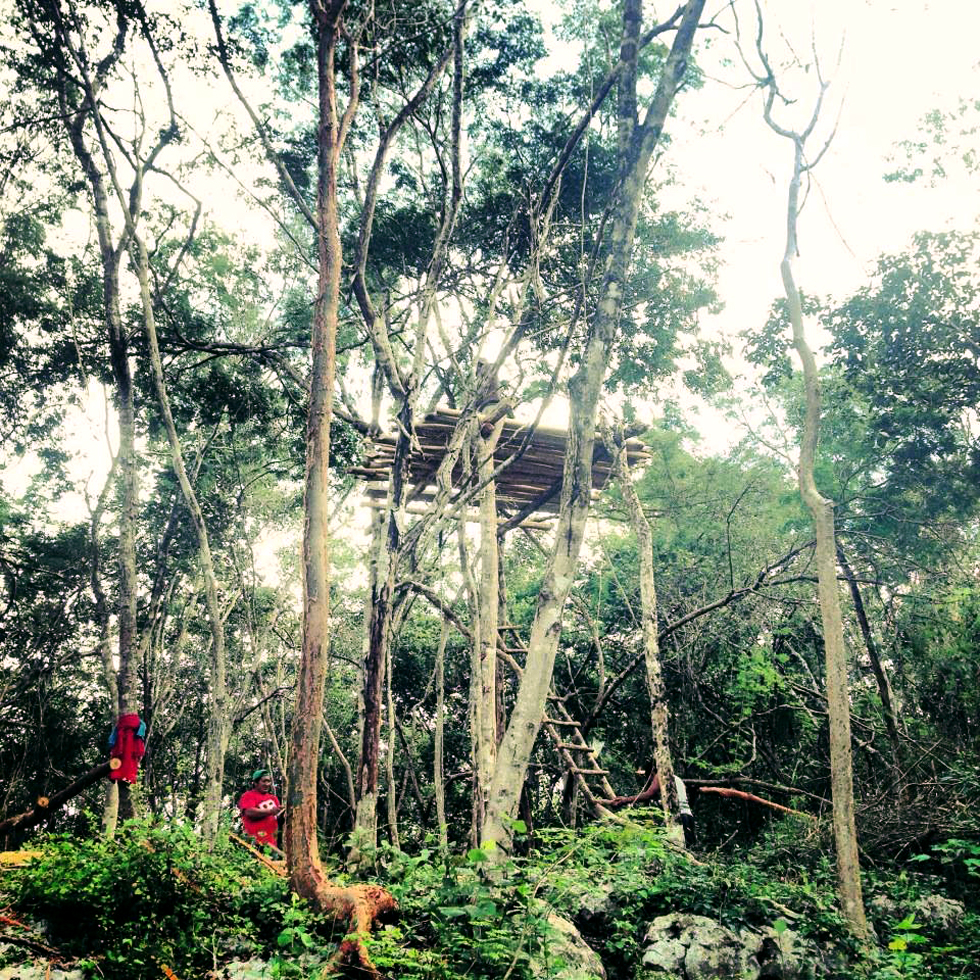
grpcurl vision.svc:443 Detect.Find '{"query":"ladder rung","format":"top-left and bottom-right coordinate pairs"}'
top-left (500, 647), bottom-right (526, 653)
top-left (546, 693), bottom-right (565, 701)
top-left (556, 743), bottom-right (592, 751)
top-left (571, 768), bottom-right (609, 776)
top-left (543, 718), bottom-right (578, 727)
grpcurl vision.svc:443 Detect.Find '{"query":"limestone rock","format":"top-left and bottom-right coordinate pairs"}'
top-left (563, 878), bottom-right (618, 930)
top-left (641, 913), bottom-right (749, 979)
top-left (641, 914), bottom-right (830, 980)
top-left (870, 892), bottom-right (965, 941)
top-left (741, 925), bottom-right (817, 980)
top-left (913, 894), bottom-right (964, 938)
top-left (531, 911), bottom-right (607, 980)
top-left (218, 958), bottom-right (279, 979)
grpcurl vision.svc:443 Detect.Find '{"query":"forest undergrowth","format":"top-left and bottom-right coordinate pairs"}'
top-left (2, 812), bottom-right (978, 980)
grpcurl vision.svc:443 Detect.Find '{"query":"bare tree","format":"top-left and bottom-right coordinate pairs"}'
top-left (741, 3), bottom-right (869, 940)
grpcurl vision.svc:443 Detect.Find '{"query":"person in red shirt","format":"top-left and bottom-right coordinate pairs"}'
top-left (238, 769), bottom-right (284, 849)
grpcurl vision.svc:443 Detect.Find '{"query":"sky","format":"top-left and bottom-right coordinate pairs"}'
top-left (3, 0), bottom-right (979, 508)
top-left (671, 0), bottom-right (979, 349)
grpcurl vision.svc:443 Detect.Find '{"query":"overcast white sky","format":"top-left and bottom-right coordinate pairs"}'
top-left (671, 0), bottom-right (980, 345)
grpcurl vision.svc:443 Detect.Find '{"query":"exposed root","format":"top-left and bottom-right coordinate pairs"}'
top-left (315, 882), bottom-right (397, 979)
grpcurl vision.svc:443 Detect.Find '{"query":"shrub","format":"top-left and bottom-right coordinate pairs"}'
top-left (364, 838), bottom-right (553, 979)
top-left (4, 820), bottom-right (313, 979)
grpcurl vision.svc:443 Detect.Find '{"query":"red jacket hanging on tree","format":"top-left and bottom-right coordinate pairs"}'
top-left (108, 714), bottom-right (146, 784)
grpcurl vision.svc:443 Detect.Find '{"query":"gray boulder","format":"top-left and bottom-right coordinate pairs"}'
top-left (0, 955), bottom-right (85, 980)
top-left (870, 892), bottom-right (965, 941)
top-left (741, 925), bottom-right (817, 980)
top-left (532, 911), bottom-right (607, 980)
top-left (642, 914), bottom-right (827, 980)
top-left (218, 959), bottom-right (278, 979)
top-left (642, 914), bottom-right (751, 979)
top-left (913, 894), bottom-right (964, 938)
top-left (563, 879), bottom-right (618, 931)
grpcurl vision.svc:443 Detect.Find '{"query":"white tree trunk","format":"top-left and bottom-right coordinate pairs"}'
top-left (781, 140), bottom-right (869, 942)
top-left (604, 426), bottom-right (681, 839)
top-left (473, 419), bottom-right (506, 837)
top-left (481, 0), bottom-right (706, 852)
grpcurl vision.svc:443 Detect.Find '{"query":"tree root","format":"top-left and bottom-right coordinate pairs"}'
top-left (314, 882), bottom-right (397, 979)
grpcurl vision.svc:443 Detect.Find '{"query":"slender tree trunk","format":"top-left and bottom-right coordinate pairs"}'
top-left (781, 140), bottom-right (869, 941)
top-left (87, 448), bottom-right (122, 834)
top-left (323, 713), bottom-right (356, 817)
top-left (457, 509), bottom-right (483, 845)
top-left (55, 55), bottom-right (140, 824)
top-left (355, 426), bottom-right (406, 857)
top-left (605, 426), bottom-right (681, 839)
top-left (49, 4), bottom-right (230, 832)
top-left (352, 509), bottom-right (386, 861)
top-left (349, 6), bottom-right (465, 857)
top-left (285, 3), bottom-right (344, 895)
top-left (472, 419), bottom-right (505, 838)
top-left (481, 0), bottom-right (705, 852)
top-left (133, 232), bottom-right (229, 838)
top-left (384, 644), bottom-right (400, 849)
top-left (434, 617), bottom-right (450, 852)
top-left (836, 541), bottom-right (903, 793)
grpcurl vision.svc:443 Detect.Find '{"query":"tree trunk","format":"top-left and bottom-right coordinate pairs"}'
top-left (604, 425), bottom-right (681, 840)
top-left (50, 29), bottom-right (140, 826)
top-left (384, 643), bottom-right (400, 849)
top-left (277, 19), bottom-right (399, 971)
top-left (481, 0), bottom-right (705, 853)
top-left (836, 541), bottom-right (903, 793)
top-left (781, 140), bottom-right (869, 942)
top-left (285, 2), bottom-right (345, 895)
top-left (133, 231), bottom-right (230, 838)
top-left (87, 448), bottom-right (122, 835)
top-left (0, 763), bottom-right (111, 839)
top-left (434, 617), bottom-right (450, 852)
top-left (472, 419), bottom-right (506, 838)
top-left (348, 6), bottom-right (464, 859)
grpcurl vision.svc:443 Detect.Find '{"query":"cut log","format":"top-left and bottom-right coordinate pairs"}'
top-left (0, 761), bottom-right (111, 838)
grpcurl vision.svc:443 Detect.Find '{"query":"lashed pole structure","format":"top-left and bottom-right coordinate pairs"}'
top-left (351, 408), bottom-right (650, 518)
top-left (350, 408), bottom-right (651, 833)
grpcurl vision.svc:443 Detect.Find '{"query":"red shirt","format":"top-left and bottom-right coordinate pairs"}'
top-left (238, 788), bottom-right (281, 846)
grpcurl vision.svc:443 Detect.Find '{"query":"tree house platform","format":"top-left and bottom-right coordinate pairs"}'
top-left (349, 407), bottom-right (651, 517)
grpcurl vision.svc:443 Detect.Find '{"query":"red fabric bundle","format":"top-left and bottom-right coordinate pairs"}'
top-left (109, 713), bottom-right (146, 784)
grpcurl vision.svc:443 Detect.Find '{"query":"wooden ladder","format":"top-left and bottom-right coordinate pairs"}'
top-left (498, 624), bottom-right (616, 817)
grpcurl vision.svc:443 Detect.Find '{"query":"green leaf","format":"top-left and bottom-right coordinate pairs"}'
top-left (772, 918), bottom-right (788, 935)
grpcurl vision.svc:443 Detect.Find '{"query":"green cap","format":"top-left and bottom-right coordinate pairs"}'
top-left (251, 768), bottom-right (268, 782)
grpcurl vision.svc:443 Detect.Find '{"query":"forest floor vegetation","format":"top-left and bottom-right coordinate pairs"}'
top-left (1, 814), bottom-right (978, 979)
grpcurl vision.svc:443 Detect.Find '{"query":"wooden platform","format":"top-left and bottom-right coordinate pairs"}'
top-left (349, 407), bottom-right (650, 516)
